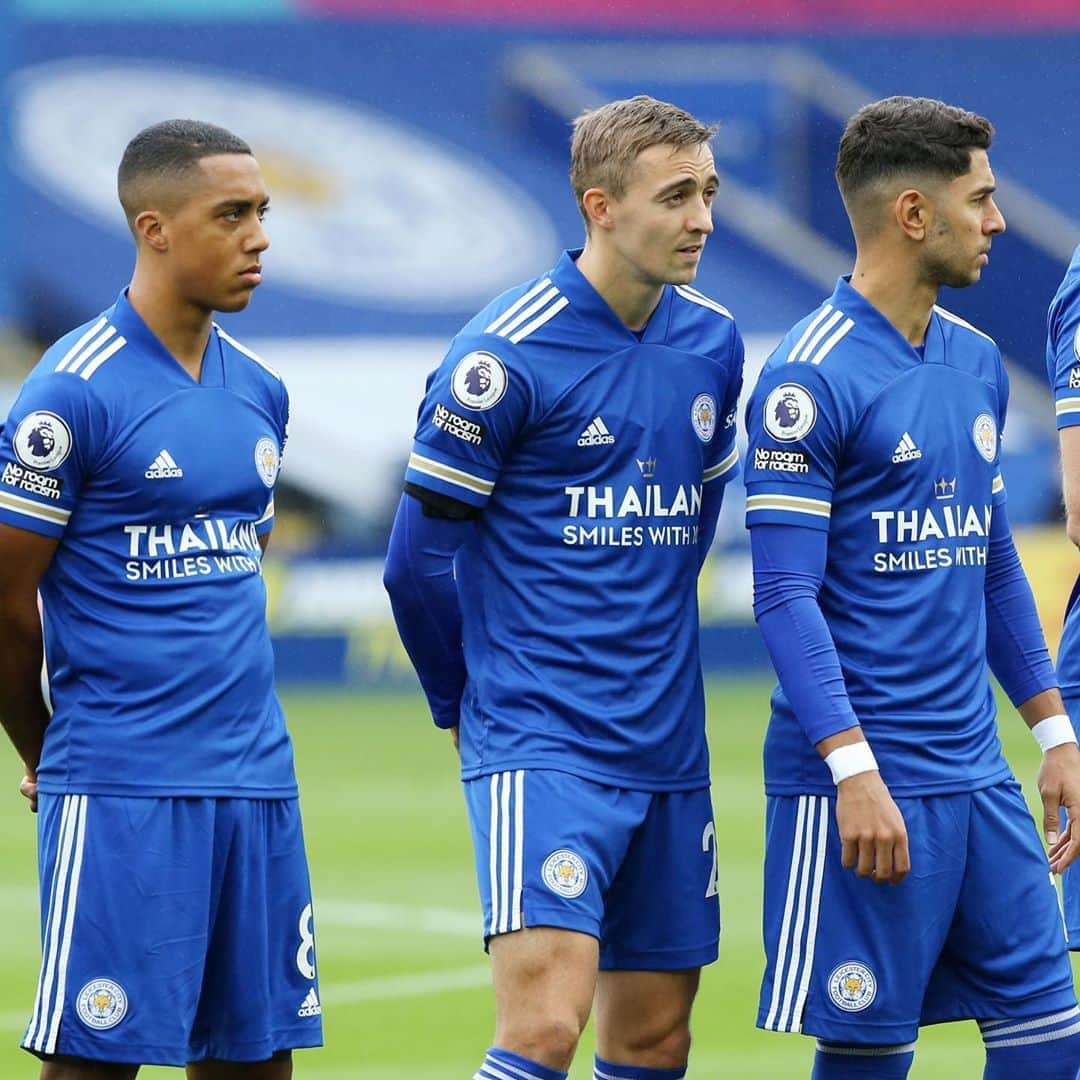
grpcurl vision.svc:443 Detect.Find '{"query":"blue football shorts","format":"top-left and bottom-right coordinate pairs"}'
top-left (758, 780), bottom-right (1075, 1044)
top-left (22, 794), bottom-right (323, 1065)
top-left (1060, 692), bottom-right (1080, 948)
top-left (463, 769), bottom-right (720, 970)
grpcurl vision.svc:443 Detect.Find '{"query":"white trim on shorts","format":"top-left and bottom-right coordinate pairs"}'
top-left (763, 793), bottom-right (829, 1033)
top-left (488, 771), bottom-right (525, 936)
top-left (24, 794), bottom-right (89, 1054)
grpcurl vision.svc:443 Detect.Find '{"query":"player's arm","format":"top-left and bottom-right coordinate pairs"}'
top-left (0, 375), bottom-right (101, 808)
top-left (383, 487), bottom-right (475, 733)
top-left (746, 363), bottom-right (908, 882)
top-left (983, 500), bottom-right (1080, 870)
top-left (751, 523), bottom-right (909, 884)
top-left (0, 523), bottom-right (58, 810)
top-left (988, 331), bottom-right (1080, 867)
top-left (387, 334), bottom-right (533, 737)
top-left (1049, 281), bottom-right (1080, 549)
top-left (1061, 427), bottom-right (1080, 550)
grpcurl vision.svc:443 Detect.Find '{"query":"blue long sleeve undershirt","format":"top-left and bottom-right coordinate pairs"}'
top-left (983, 505), bottom-right (1058, 706)
top-left (750, 524), bottom-right (858, 748)
top-left (751, 504), bottom-right (1056, 750)
top-left (383, 493), bottom-right (471, 729)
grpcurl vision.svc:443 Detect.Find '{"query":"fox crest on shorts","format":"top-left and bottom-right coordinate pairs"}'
top-left (76, 979), bottom-right (128, 1030)
top-left (827, 962), bottom-right (877, 1012)
top-left (542, 849), bottom-right (588, 898)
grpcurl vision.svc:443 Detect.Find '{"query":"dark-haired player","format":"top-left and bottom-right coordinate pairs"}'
top-left (0, 119), bottom-right (321, 1079)
top-left (746, 95), bottom-right (1080, 1079)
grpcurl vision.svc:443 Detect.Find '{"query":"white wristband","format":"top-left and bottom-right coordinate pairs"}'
top-left (824, 741), bottom-right (879, 785)
top-left (1031, 714), bottom-right (1078, 753)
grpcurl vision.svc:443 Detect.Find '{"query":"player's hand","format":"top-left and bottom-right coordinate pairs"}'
top-left (835, 771), bottom-right (909, 885)
top-left (450, 725), bottom-right (460, 754)
top-left (1049, 821), bottom-right (1074, 874)
top-left (1038, 741), bottom-right (1080, 872)
top-left (19, 771), bottom-right (38, 814)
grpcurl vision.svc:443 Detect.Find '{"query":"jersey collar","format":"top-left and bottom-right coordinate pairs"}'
top-left (108, 289), bottom-right (225, 387)
top-left (550, 249), bottom-right (673, 343)
top-left (830, 276), bottom-right (936, 364)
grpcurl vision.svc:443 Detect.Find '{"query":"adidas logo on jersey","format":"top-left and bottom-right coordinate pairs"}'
top-left (577, 416), bottom-right (615, 447)
top-left (297, 987), bottom-right (322, 1018)
top-left (891, 432), bottom-right (922, 463)
top-left (145, 450), bottom-right (184, 479)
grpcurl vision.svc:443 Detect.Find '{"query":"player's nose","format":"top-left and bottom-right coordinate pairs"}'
top-left (689, 199), bottom-right (714, 235)
top-left (250, 220), bottom-right (271, 253)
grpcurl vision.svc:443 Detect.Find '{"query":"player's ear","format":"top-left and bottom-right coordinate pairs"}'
top-left (895, 188), bottom-right (928, 242)
top-left (133, 209), bottom-right (169, 253)
top-left (581, 187), bottom-right (615, 232)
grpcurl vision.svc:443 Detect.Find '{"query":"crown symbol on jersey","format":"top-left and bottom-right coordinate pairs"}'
top-left (636, 457), bottom-right (657, 478)
top-left (934, 477), bottom-right (957, 500)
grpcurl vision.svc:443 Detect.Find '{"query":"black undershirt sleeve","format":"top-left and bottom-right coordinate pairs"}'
top-left (403, 482), bottom-right (481, 521)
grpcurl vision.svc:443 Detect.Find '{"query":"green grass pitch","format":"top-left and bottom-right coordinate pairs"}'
top-left (0, 680), bottom-right (1075, 1078)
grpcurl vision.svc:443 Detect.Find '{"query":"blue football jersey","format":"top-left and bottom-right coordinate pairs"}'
top-left (745, 277), bottom-right (1011, 797)
top-left (1047, 244), bottom-right (1080, 699)
top-left (0, 291), bottom-right (296, 797)
top-left (405, 250), bottom-right (745, 791)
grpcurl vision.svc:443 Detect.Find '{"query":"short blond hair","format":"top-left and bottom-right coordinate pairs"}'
top-left (570, 95), bottom-right (717, 224)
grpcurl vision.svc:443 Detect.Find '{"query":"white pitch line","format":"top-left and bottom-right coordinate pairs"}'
top-left (0, 885), bottom-right (38, 910)
top-left (0, 1012), bottom-right (26, 1033)
top-left (314, 898), bottom-right (477, 936)
top-left (0, 898), bottom-right (485, 1031)
top-left (326, 964), bottom-right (492, 1004)
top-left (1, 893), bottom-right (479, 934)
top-left (0, 965), bottom-right (493, 1031)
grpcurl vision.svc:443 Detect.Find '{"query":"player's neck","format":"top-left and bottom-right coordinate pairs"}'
top-left (848, 257), bottom-right (937, 347)
top-left (127, 275), bottom-right (213, 382)
top-left (575, 245), bottom-right (663, 331)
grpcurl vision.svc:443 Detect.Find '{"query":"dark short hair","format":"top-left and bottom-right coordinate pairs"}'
top-left (570, 95), bottom-right (717, 223)
top-left (836, 96), bottom-right (994, 203)
top-left (117, 119), bottom-right (252, 223)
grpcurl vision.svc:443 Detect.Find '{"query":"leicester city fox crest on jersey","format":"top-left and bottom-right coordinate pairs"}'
top-left (746, 278), bottom-right (1011, 797)
top-left (404, 250), bottom-right (746, 790)
top-left (972, 412), bottom-right (997, 461)
top-left (255, 436), bottom-right (280, 487)
top-left (691, 393), bottom-right (717, 442)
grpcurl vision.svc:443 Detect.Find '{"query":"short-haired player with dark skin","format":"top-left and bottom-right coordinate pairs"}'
top-left (0, 120), bottom-right (321, 1078)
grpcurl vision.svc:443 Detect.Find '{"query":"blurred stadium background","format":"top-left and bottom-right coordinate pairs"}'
top-left (2, 0), bottom-right (1080, 1076)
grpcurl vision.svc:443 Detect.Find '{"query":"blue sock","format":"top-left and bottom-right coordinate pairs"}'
top-left (474, 1047), bottom-right (568, 1080)
top-left (594, 1055), bottom-right (686, 1078)
top-left (811, 1041), bottom-right (914, 1078)
top-left (981, 1011), bottom-right (1080, 1079)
